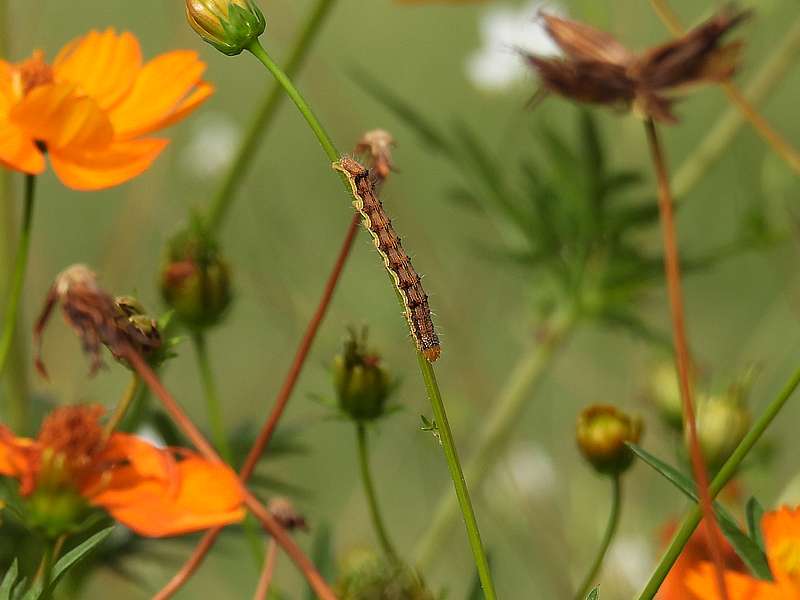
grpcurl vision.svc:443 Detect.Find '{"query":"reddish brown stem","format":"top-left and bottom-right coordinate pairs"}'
top-left (152, 213), bottom-right (361, 599)
top-left (123, 350), bottom-right (337, 600)
top-left (644, 118), bottom-right (730, 600)
top-left (253, 539), bottom-right (278, 600)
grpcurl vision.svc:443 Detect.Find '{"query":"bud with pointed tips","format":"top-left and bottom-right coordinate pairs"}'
top-left (185, 0), bottom-right (266, 56)
top-left (333, 328), bottom-right (393, 422)
top-left (576, 404), bottom-right (643, 476)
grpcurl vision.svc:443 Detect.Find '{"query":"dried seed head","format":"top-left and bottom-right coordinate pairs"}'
top-left (185, 0), bottom-right (266, 56)
top-left (576, 404), bottom-right (642, 476)
top-left (525, 8), bottom-right (750, 123)
top-left (34, 265), bottom-right (162, 377)
top-left (267, 497), bottom-right (308, 532)
top-left (355, 129), bottom-right (396, 183)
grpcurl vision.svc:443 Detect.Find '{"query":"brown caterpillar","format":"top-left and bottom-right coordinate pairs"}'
top-left (334, 157), bottom-right (440, 362)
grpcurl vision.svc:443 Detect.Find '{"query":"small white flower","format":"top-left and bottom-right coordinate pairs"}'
top-left (181, 112), bottom-right (242, 179)
top-left (490, 441), bottom-right (557, 503)
top-left (466, 1), bottom-right (564, 92)
top-left (607, 536), bottom-right (653, 591)
top-left (135, 424), bottom-right (166, 449)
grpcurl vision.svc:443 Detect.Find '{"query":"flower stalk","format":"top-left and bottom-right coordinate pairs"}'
top-left (357, 423), bottom-right (400, 563)
top-left (205, 0), bottom-right (338, 232)
top-left (103, 374), bottom-right (141, 438)
top-left (644, 117), bottom-right (729, 600)
top-left (253, 539), bottom-right (278, 600)
top-left (638, 362), bottom-right (800, 599)
top-left (0, 174), bottom-right (36, 433)
top-left (574, 476), bottom-right (622, 600)
top-left (192, 333), bottom-right (233, 462)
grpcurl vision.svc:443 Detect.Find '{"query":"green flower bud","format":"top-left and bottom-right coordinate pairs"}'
top-left (160, 229), bottom-right (232, 330)
top-left (336, 550), bottom-right (435, 600)
top-left (333, 329), bottom-right (392, 422)
top-left (26, 487), bottom-right (90, 539)
top-left (648, 361), bottom-right (684, 431)
top-left (690, 392), bottom-right (751, 470)
top-left (185, 0), bottom-right (266, 56)
top-left (576, 404), bottom-right (643, 476)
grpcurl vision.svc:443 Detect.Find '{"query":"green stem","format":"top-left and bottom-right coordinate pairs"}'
top-left (246, 40), bottom-right (338, 162)
top-left (574, 476), bottom-right (622, 600)
top-left (356, 423), bottom-right (400, 563)
top-left (192, 332), bottom-right (232, 463)
top-left (247, 37), bottom-right (497, 596)
top-left (415, 307), bottom-right (577, 568)
top-left (205, 0), bottom-right (337, 232)
top-left (104, 374), bottom-right (141, 438)
top-left (418, 355), bottom-right (497, 600)
top-left (637, 362), bottom-right (800, 599)
top-left (0, 174), bottom-right (36, 431)
top-left (672, 14), bottom-right (800, 202)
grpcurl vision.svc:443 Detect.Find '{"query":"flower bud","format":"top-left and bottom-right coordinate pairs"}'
top-left (185, 0), bottom-right (266, 56)
top-left (333, 329), bottom-right (393, 422)
top-left (690, 392), bottom-right (750, 470)
top-left (648, 361), bottom-right (684, 431)
top-left (576, 404), bottom-right (643, 476)
top-left (160, 228), bottom-right (232, 330)
top-left (336, 550), bottom-right (434, 600)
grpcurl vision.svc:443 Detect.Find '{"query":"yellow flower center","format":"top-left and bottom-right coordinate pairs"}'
top-left (773, 539), bottom-right (800, 585)
top-left (11, 50), bottom-right (54, 98)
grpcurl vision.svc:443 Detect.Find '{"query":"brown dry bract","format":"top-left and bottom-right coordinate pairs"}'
top-left (267, 497), bottom-right (308, 532)
top-left (34, 264), bottom-right (161, 377)
top-left (355, 129), bottom-right (396, 183)
top-left (525, 9), bottom-right (749, 123)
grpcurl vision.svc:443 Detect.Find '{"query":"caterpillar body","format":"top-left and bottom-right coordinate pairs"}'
top-left (334, 157), bottom-right (441, 362)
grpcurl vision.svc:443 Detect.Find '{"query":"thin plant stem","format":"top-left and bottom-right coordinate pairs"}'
top-left (644, 118), bottom-right (729, 600)
top-left (415, 307), bottom-right (577, 567)
top-left (154, 213), bottom-right (360, 599)
top-left (573, 476), bottom-right (622, 600)
top-left (38, 535), bottom-right (65, 600)
top-left (246, 40), bottom-right (338, 162)
top-left (418, 354), bottom-right (497, 600)
top-left (103, 374), bottom-right (141, 438)
top-left (249, 36), bottom-right (496, 597)
top-left (121, 347), bottom-right (337, 600)
top-left (638, 362), bottom-right (800, 599)
top-left (253, 539), bottom-right (278, 600)
top-left (205, 0), bottom-right (338, 232)
top-left (0, 174), bottom-right (36, 433)
top-left (356, 423), bottom-right (400, 563)
top-left (650, 0), bottom-right (800, 178)
top-left (192, 333), bottom-right (233, 462)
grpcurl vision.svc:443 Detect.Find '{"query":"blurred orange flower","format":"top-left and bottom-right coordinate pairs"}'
top-left (687, 506), bottom-right (800, 599)
top-left (0, 29), bottom-right (213, 190)
top-left (0, 405), bottom-right (244, 537)
top-left (657, 518), bottom-right (744, 600)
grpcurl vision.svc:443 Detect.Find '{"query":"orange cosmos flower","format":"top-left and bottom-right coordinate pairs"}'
top-left (657, 518), bottom-right (744, 600)
top-left (687, 506), bottom-right (800, 599)
top-left (0, 29), bottom-right (213, 190)
top-left (0, 405), bottom-right (244, 537)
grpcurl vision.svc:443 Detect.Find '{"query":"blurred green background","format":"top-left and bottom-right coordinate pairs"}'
top-left (1, 0), bottom-right (799, 597)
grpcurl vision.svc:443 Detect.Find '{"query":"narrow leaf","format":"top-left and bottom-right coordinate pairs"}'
top-left (46, 527), bottom-right (114, 595)
top-left (628, 444), bottom-right (772, 580)
top-left (746, 497), bottom-right (766, 552)
top-left (0, 560), bottom-right (18, 600)
top-left (586, 588), bottom-right (599, 600)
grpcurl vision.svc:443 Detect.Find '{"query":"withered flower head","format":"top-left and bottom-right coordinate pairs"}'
top-left (354, 129), bottom-right (396, 183)
top-left (34, 265), bottom-right (162, 377)
top-left (524, 9), bottom-right (750, 123)
top-left (267, 497), bottom-right (308, 532)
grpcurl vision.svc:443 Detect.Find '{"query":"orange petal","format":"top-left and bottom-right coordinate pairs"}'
top-left (49, 137), bottom-right (168, 191)
top-left (0, 120), bottom-right (46, 174)
top-left (0, 426), bottom-right (38, 495)
top-left (0, 60), bottom-right (14, 113)
top-left (93, 456), bottom-right (245, 537)
top-left (110, 50), bottom-right (211, 140)
top-left (53, 29), bottom-right (143, 111)
top-left (762, 506), bottom-right (800, 590)
top-left (685, 562), bottom-right (775, 600)
top-left (9, 83), bottom-right (113, 150)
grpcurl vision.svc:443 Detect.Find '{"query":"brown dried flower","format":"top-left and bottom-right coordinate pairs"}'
top-left (355, 129), bottom-right (396, 183)
top-left (34, 265), bottom-right (161, 377)
top-left (267, 497), bottom-right (308, 532)
top-left (525, 9), bottom-right (749, 123)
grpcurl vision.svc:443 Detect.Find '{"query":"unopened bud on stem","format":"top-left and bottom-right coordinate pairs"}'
top-left (576, 404), bottom-right (643, 476)
top-left (185, 0), bottom-right (266, 56)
